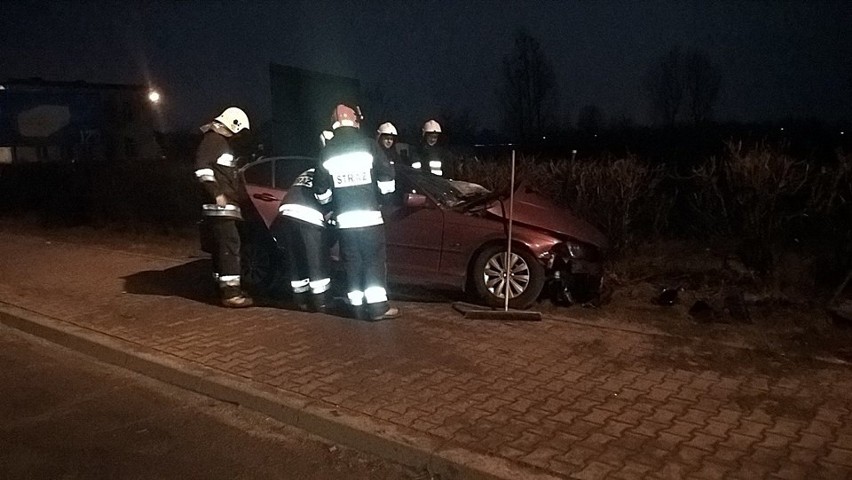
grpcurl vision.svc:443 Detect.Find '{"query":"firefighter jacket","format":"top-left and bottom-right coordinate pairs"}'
top-left (194, 127), bottom-right (242, 220)
top-left (313, 127), bottom-right (395, 230)
top-left (379, 142), bottom-right (403, 166)
top-left (411, 143), bottom-right (449, 177)
top-left (278, 169), bottom-right (328, 228)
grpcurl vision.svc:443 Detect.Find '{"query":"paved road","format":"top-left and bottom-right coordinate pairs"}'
top-left (2, 230), bottom-right (852, 479)
top-left (0, 326), bottom-right (421, 480)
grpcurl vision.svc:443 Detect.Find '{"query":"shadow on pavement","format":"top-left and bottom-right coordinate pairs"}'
top-left (389, 284), bottom-right (467, 304)
top-left (120, 258), bottom-right (468, 314)
top-left (122, 259), bottom-right (217, 304)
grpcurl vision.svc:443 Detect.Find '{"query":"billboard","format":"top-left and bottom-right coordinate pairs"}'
top-left (0, 89), bottom-right (104, 146)
top-left (269, 63), bottom-right (361, 156)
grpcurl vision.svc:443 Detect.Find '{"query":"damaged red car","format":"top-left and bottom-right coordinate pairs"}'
top-left (226, 156), bottom-right (608, 309)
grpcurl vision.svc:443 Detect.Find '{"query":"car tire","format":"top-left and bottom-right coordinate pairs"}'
top-left (470, 244), bottom-right (545, 309)
top-left (240, 234), bottom-right (281, 296)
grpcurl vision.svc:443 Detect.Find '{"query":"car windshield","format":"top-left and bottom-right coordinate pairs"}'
top-left (407, 169), bottom-right (492, 208)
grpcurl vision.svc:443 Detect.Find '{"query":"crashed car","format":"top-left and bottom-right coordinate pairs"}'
top-left (223, 155), bottom-right (608, 309)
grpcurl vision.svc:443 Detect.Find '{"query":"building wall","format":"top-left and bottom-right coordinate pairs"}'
top-left (0, 80), bottom-right (161, 163)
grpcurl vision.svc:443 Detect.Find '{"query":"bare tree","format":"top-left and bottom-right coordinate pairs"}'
top-left (644, 46), bottom-right (722, 127)
top-left (684, 49), bottom-right (722, 125)
top-left (499, 28), bottom-right (556, 142)
top-left (643, 46), bottom-right (684, 127)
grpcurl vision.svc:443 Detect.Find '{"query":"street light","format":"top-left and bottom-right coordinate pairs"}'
top-left (147, 90), bottom-right (161, 104)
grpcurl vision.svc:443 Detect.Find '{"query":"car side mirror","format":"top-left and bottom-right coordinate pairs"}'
top-left (404, 192), bottom-right (429, 208)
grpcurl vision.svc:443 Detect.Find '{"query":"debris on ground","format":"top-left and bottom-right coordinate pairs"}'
top-left (653, 286), bottom-right (683, 306)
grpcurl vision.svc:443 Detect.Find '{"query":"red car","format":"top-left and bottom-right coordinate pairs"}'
top-left (229, 156), bottom-right (608, 309)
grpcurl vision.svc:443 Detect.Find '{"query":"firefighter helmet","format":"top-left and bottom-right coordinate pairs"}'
top-left (331, 104), bottom-right (360, 130)
top-left (377, 122), bottom-right (398, 136)
top-left (422, 119), bottom-right (442, 134)
top-left (215, 107), bottom-right (250, 134)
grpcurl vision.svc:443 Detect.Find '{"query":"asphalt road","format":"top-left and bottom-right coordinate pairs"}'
top-left (0, 325), bottom-right (423, 480)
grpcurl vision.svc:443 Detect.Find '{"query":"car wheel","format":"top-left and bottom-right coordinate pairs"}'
top-left (471, 244), bottom-right (545, 309)
top-left (240, 236), bottom-right (280, 295)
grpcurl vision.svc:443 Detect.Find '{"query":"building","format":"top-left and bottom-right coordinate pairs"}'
top-left (0, 78), bottom-right (161, 164)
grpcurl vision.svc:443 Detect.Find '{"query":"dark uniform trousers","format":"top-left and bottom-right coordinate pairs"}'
top-left (210, 218), bottom-right (241, 296)
top-left (338, 225), bottom-right (389, 318)
top-left (275, 217), bottom-right (330, 307)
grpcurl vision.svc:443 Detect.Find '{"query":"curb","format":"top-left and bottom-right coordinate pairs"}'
top-left (0, 302), bottom-right (561, 480)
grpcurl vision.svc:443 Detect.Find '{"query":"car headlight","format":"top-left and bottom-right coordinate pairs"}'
top-left (552, 241), bottom-right (598, 261)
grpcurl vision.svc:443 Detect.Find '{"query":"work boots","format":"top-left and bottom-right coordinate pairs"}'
top-left (220, 285), bottom-right (253, 308)
top-left (369, 306), bottom-right (401, 321)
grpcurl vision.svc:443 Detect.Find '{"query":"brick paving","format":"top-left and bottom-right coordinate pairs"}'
top-left (2, 232), bottom-right (852, 479)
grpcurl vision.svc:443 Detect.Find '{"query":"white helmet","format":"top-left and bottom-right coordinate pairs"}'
top-left (215, 107), bottom-right (250, 134)
top-left (377, 122), bottom-right (398, 136)
top-left (422, 119), bottom-right (442, 134)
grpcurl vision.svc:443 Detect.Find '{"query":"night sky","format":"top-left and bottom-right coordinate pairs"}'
top-left (2, 0), bottom-right (850, 132)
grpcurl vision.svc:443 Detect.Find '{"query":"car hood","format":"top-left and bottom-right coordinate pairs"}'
top-left (485, 185), bottom-right (609, 250)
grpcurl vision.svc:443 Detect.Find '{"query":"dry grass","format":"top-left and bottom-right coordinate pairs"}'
top-left (454, 145), bottom-right (852, 303)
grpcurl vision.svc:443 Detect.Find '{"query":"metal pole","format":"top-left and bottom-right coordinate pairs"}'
top-left (504, 150), bottom-right (516, 311)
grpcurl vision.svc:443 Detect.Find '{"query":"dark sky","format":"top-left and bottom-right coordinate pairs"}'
top-left (2, 0), bottom-right (850, 131)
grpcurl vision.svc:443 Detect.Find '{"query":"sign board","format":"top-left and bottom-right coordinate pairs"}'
top-left (269, 63), bottom-right (361, 156)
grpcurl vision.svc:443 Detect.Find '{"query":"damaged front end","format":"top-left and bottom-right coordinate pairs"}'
top-left (541, 240), bottom-right (606, 306)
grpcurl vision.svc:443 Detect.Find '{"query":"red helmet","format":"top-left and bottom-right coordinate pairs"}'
top-left (331, 104), bottom-right (360, 130)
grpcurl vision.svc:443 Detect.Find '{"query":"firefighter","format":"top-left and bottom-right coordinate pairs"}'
top-left (376, 122), bottom-right (401, 165)
top-left (193, 107), bottom-right (253, 308)
top-left (273, 167), bottom-right (332, 312)
top-left (313, 104), bottom-right (400, 321)
top-left (411, 119), bottom-right (449, 177)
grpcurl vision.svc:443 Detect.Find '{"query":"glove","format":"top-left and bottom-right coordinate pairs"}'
top-left (324, 211), bottom-right (337, 227)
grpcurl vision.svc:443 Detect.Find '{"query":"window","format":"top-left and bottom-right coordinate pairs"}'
top-left (273, 157), bottom-right (315, 189)
top-left (242, 159), bottom-right (273, 188)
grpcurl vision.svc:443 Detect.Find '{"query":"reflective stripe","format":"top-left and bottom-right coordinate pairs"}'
top-left (310, 278), bottom-right (331, 294)
top-left (279, 203), bottom-right (324, 226)
top-left (219, 275), bottom-right (240, 287)
top-left (332, 119), bottom-right (357, 129)
top-left (195, 168), bottom-right (215, 182)
top-left (364, 286), bottom-right (388, 304)
top-left (336, 210), bottom-right (383, 229)
top-left (291, 279), bottom-right (310, 294)
top-left (216, 153), bottom-right (236, 167)
top-left (431, 169), bottom-right (443, 176)
top-left (428, 160), bottom-right (442, 168)
top-left (315, 189), bottom-right (332, 205)
top-left (348, 290), bottom-right (364, 306)
top-left (323, 152), bottom-right (373, 172)
top-left (411, 161), bottom-right (422, 169)
top-left (377, 179), bottom-right (395, 194)
top-left (202, 204), bottom-right (242, 218)
top-left (323, 152), bottom-right (373, 189)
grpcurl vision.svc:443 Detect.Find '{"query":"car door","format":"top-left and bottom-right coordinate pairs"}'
top-left (242, 158), bottom-right (281, 228)
top-left (242, 156), bottom-right (314, 229)
top-left (382, 175), bottom-right (444, 282)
